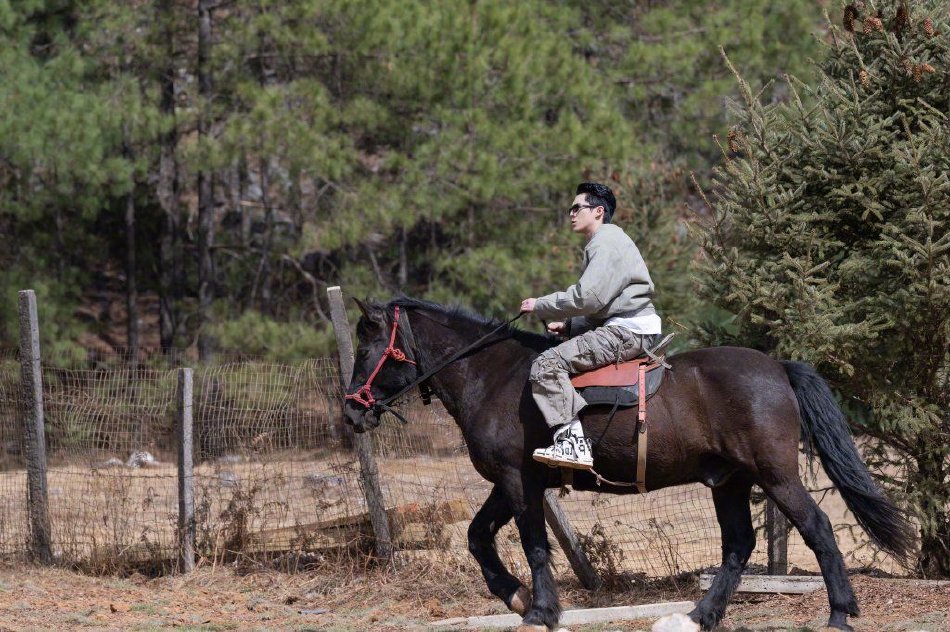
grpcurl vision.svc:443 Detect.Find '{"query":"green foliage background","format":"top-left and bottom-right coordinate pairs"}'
top-left (0, 0), bottom-right (822, 354)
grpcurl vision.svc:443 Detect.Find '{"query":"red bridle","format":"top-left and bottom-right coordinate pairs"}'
top-left (344, 306), bottom-right (416, 409)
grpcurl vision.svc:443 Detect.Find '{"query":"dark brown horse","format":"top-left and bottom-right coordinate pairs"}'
top-left (341, 297), bottom-right (912, 631)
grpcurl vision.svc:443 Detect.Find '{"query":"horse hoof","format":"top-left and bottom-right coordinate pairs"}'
top-left (509, 586), bottom-right (532, 616)
top-left (824, 612), bottom-right (854, 631)
top-left (685, 606), bottom-right (715, 630)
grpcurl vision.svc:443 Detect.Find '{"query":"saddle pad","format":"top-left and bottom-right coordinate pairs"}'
top-left (577, 365), bottom-right (666, 408)
top-left (571, 359), bottom-right (645, 388)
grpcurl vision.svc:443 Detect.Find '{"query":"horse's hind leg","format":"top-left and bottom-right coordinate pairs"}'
top-left (762, 478), bottom-right (859, 631)
top-left (689, 476), bottom-right (755, 630)
top-left (468, 486), bottom-right (531, 615)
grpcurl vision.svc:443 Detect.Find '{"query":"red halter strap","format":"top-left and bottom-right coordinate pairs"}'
top-left (345, 306), bottom-right (416, 409)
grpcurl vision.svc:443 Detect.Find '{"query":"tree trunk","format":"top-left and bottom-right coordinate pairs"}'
top-left (366, 245), bottom-right (386, 289)
top-left (260, 158), bottom-right (273, 311)
top-left (157, 0), bottom-right (180, 353)
top-left (249, 35), bottom-right (273, 315)
top-left (125, 186), bottom-right (139, 368)
top-left (289, 165), bottom-right (302, 236)
top-left (916, 451), bottom-right (950, 577)
top-left (238, 152), bottom-right (250, 248)
top-left (398, 226), bottom-right (408, 289)
top-left (54, 208), bottom-right (65, 281)
top-left (197, 0), bottom-right (215, 362)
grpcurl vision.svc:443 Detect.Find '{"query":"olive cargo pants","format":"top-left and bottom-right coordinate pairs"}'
top-left (529, 325), bottom-right (660, 428)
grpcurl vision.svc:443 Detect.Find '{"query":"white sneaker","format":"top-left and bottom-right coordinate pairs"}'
top-left (532, 421), bottom-right (593, 470)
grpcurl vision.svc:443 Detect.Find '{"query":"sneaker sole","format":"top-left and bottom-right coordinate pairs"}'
top-left (532, 453), bottom-right (594, 470)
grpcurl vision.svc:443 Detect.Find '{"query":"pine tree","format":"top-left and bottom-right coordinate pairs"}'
top-left (0, 0), bottom-right (827, 361)
top-left (0, 1), bottom-right (155, 353)
top-left (561, 0), bottom-right (824, 166)
top-left (694, 0), bottom-right (949, 575)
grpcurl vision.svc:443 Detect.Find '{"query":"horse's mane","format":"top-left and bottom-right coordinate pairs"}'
top-left (384, 296), bottom-right (554, 351)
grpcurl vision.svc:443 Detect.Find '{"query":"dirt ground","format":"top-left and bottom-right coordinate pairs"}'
top-left (0, 560), bottom-right (946, 632)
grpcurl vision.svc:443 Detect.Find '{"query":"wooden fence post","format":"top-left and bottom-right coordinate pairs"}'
top-left (766, 498), bottom-right (788, 575)
top-left (177, 368), bottom-right (196, 572)
top-left (544, 489), bottom-right (602, 590)
top-left (326, 286), bottom-right (394, 562)
top-left (17, 290), bottom-right (52, 564)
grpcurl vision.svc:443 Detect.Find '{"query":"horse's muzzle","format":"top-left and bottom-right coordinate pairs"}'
top-left (343, 402), bottom-right (380, 433)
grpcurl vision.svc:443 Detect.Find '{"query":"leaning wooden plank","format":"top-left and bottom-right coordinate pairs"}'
top-left (699, 574), bottom-right (824, 593)
top-left (248, 498), bottom-right (471, 551)
top-left (430, 601), bottom-right (694, 629)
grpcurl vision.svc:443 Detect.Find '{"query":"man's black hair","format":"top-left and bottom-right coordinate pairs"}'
top-left (576, 182), bottom-right (616, 224)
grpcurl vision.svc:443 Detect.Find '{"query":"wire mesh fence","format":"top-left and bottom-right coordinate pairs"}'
top-left (0, 348), bottom-right (904, 580)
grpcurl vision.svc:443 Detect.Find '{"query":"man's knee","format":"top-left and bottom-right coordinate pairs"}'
top-left (529, 350), bottom-right (565, 384)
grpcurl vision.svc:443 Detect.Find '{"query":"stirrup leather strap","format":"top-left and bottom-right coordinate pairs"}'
top-left (636, 361), bottom-right (648, 493)
top-left (584, 361), bottom-right (651, 492)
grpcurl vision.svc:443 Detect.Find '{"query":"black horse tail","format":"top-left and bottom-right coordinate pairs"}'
top-left (782, 361), bottom-right (914, 560)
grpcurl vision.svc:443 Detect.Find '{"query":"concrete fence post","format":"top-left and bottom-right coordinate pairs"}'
top-left (766, 498), bottom-right (789, 575)
top-left (327, 286), bottom-right (394, 562)
top-left (177, 368), bottom-right (196, 572)
top-left (18, 290), bottom-right (52, 564)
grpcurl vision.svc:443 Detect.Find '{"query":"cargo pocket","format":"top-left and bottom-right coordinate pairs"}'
top-left (571, 334), bottom-right (602, 373)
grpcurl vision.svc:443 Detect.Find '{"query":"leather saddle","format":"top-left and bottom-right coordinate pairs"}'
top-left (570, 332), bottom-right (674, 408)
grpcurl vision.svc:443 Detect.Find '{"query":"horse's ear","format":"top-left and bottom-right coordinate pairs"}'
top-left (354, 297), bottom-right (385, 325)
top-left (353, 297), bottom-right (372, 318)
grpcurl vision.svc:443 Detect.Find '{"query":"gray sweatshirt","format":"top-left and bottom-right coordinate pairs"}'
top-left (533, 224), bottom-right (656, 336)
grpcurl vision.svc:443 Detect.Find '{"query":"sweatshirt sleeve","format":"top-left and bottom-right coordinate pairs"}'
top-left (533, 244), bottom-right (627, 319)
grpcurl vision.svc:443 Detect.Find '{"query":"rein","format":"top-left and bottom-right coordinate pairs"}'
top-left (346, 307), bottom-right (525, 424)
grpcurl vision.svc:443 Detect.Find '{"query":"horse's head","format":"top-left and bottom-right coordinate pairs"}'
top-left (342, 299), bottom-right (420, 433)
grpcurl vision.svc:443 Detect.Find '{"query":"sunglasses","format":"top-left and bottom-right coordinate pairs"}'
top-left (568, 204), bottom-right (598, 215)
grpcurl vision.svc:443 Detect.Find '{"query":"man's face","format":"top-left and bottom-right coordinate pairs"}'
top-left (569, 193), bottom-right (604, 236)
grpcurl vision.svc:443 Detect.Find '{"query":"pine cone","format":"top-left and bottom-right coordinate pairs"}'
top-left (903, 58), bottom-right (914, 76)
top-left (913, 64), bottom-right (923, 83)
top-left (844, 4), bottom-right (858, 32)
top-left (923, 17), bottom-right (935, 37)
top-left (894, 2), bottom-right (909, 35)
top-left (920, 63), bottom-right (936, 75)
top-left (864, 16), bottom-right (884, 33)
top-left (859, 69), bottom-right (870, 89)
top-left (727, 129), bottom-right (741, 154)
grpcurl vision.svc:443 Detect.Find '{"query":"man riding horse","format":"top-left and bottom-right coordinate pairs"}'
top-left (342, 182), bottom-right (912, 632)
top-left (521, 182), bottom-right (661, 470)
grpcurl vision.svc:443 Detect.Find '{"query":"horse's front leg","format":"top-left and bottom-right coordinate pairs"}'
top-left (512, 483), bottom-right (561, 631)
top-left (468, 485), bottom-right (531, 614)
